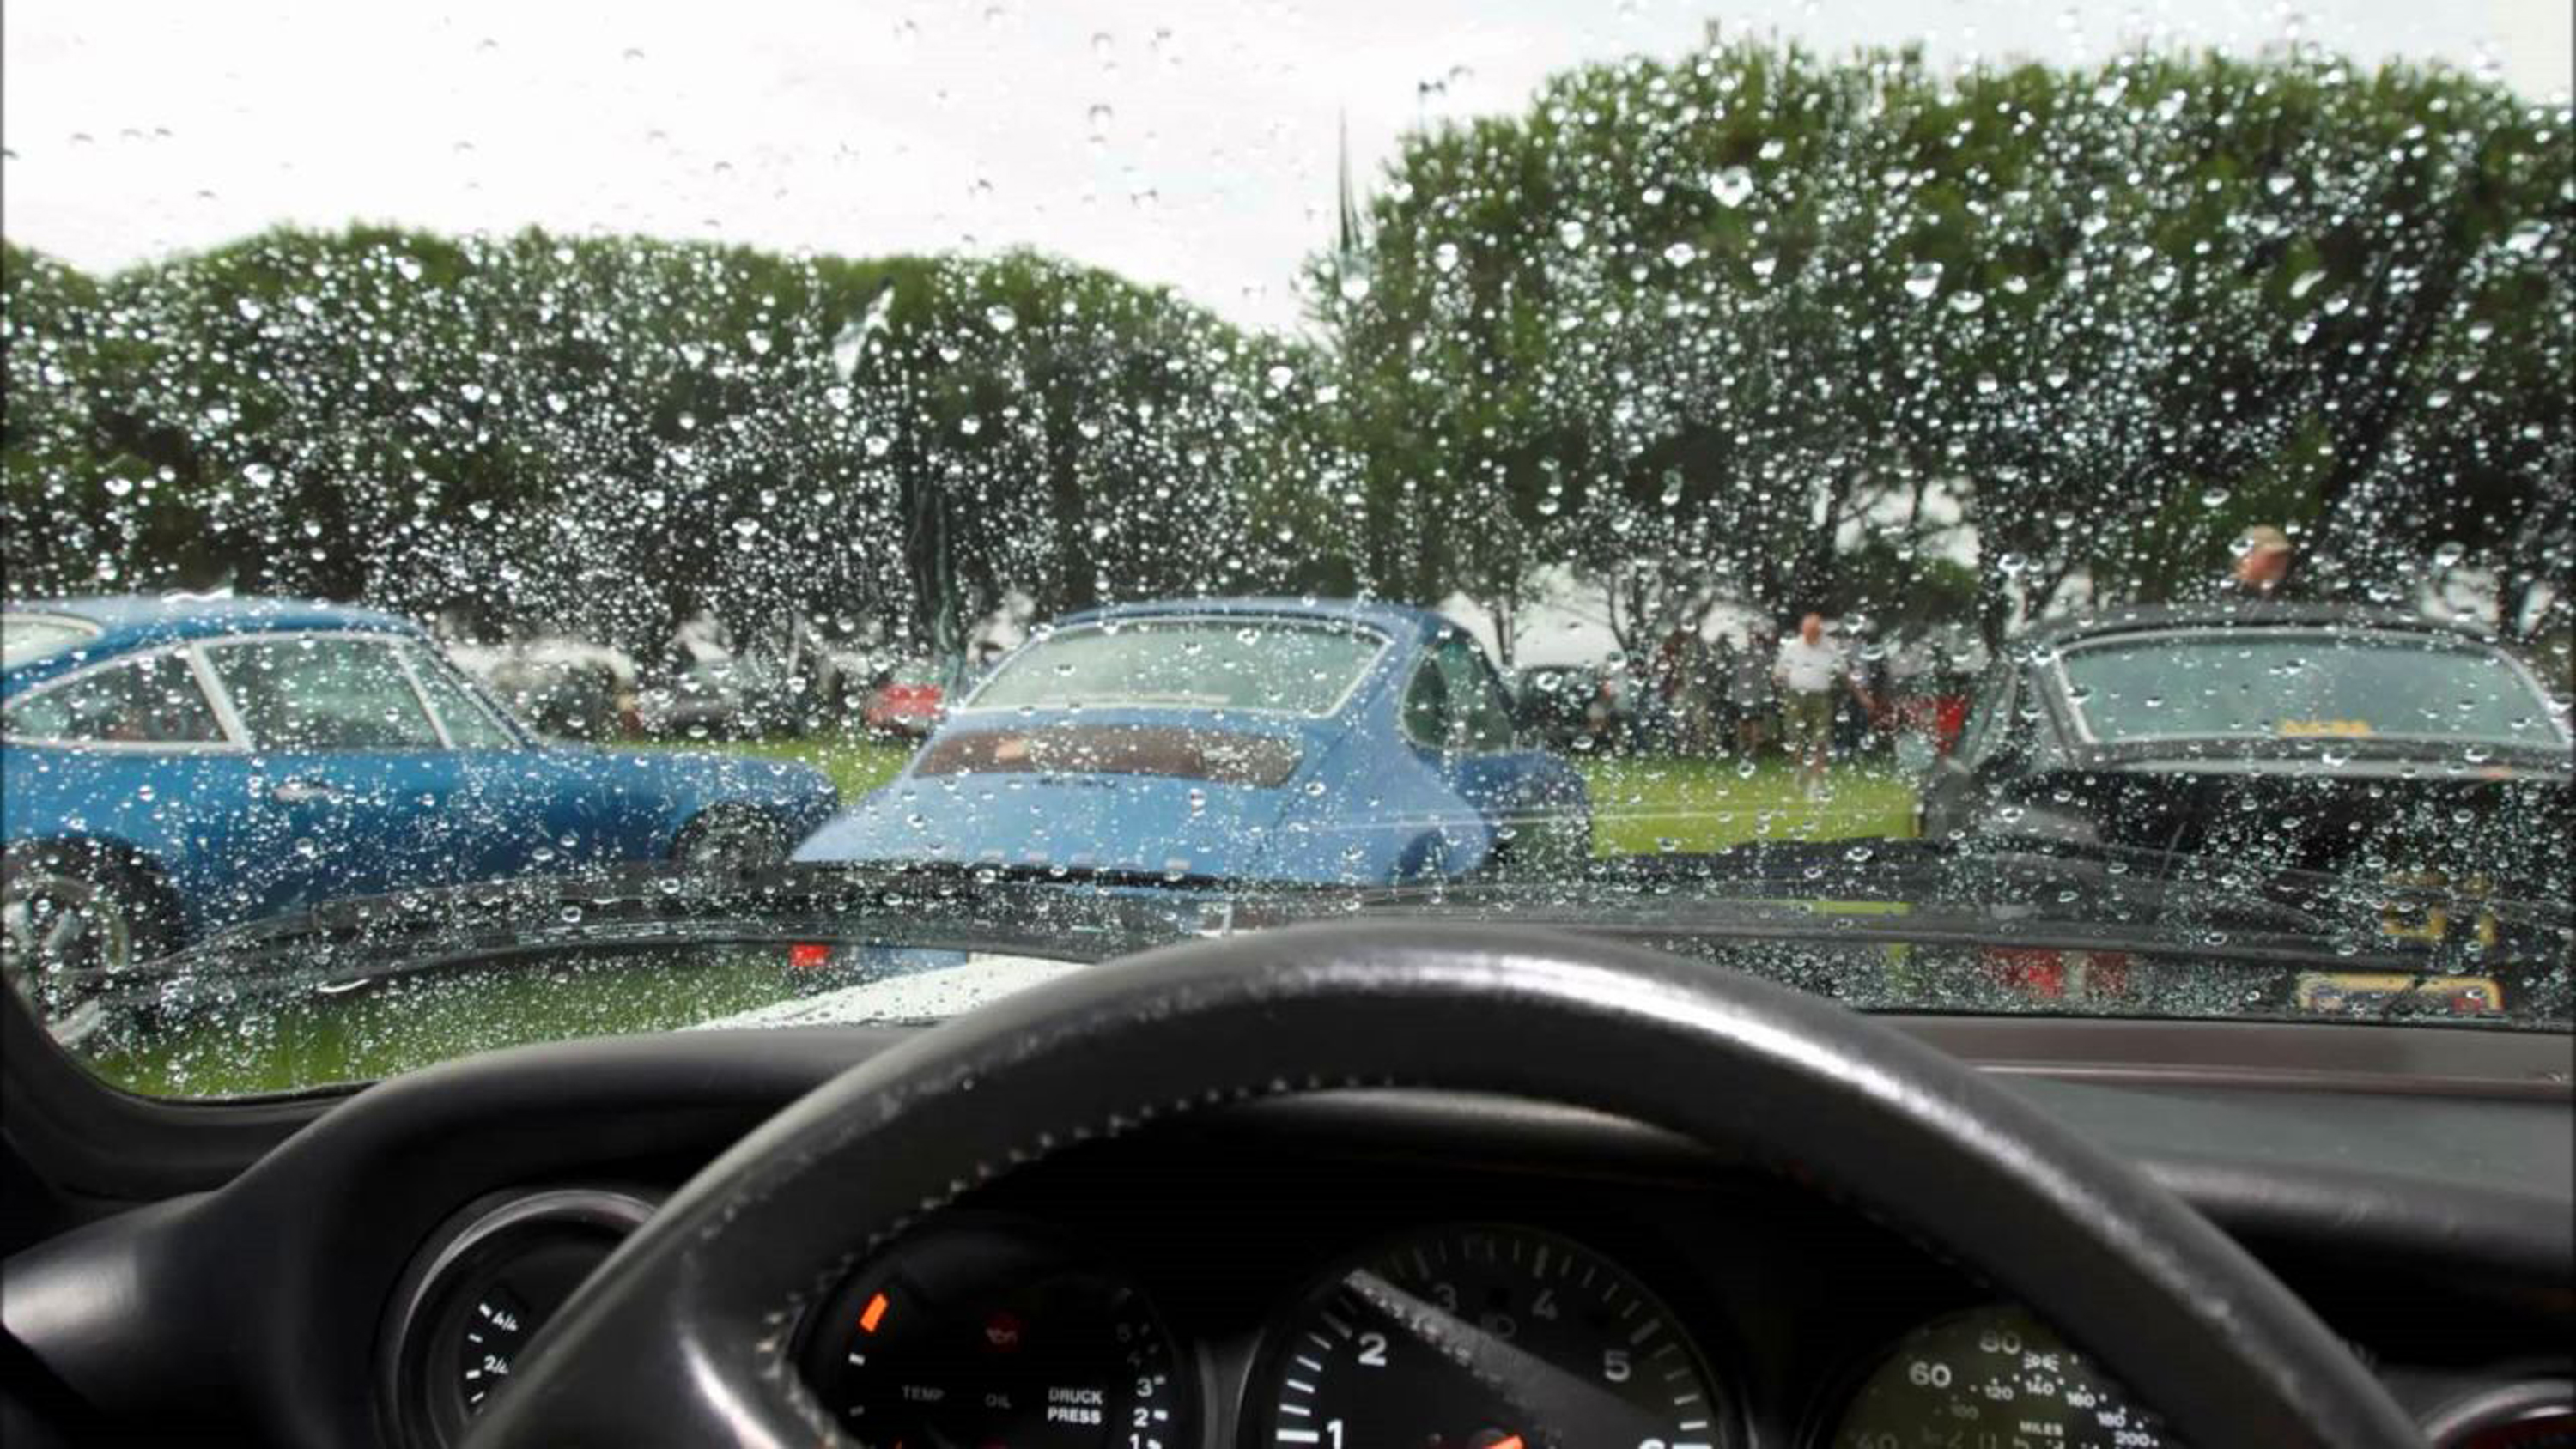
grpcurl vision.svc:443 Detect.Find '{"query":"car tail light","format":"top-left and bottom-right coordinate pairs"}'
top-left (787, 942), bottom-right (834, 971)
top-left (1980, 948), bottom-right (2132, 1002)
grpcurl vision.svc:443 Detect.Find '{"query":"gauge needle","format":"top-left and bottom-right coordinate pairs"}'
top-left (1339, 1270), bottom-right (1668, 1446)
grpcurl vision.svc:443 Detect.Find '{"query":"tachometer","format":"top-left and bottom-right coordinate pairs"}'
top-left (1245, 1223), bottom-right (1731, 1449)
top-left (1824, 1304), bottom-right (2177, 1448)
top-left (804, 1220), bottom-right (1194, 1448)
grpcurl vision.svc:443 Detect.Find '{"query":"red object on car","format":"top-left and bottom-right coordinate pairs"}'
top-left (1981, 948), bottom-right (2132, 1002)
top-left (861, 663), bottom-right (945, 738)
top-left (1894, 694), bottom-right (1971, 755)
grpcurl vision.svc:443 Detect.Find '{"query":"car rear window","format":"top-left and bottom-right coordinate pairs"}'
top-left (3, 652), bottom-right (225, 744)
top-left (968, 621), bottom-right (1387, 717)
top-left (0, 615), bottom-right (100, 668)
top-left (2058, 632), bottom-right (2562, 747)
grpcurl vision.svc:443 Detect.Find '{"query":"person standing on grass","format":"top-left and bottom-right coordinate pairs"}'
top-left (1728, 626), bottom-right (1777, 760)
top-left (1774, 613), bottom-right (1874, 796)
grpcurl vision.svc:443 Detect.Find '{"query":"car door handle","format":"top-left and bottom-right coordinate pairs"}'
top-left (269, 777), bottom-right (343, 803)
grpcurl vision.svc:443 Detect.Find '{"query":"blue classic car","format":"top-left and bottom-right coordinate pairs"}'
top-left (3, 597), bottom-right (838, 1028)
top-left (795, 598), bottom-right (1591, 884)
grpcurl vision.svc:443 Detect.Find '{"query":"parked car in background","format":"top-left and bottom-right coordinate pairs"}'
top-left (858, 659), bottom-right (945, 739)
top-left (1511, 662), bottom-right (1627, 751)
top-left (2, 597), bottom-right (839, 1040)
top-left (1920, 604), bottom-right (2572, 894)
top-left (798, 598), bottom-right (1592, 883)
top-left (447, 634), bottom-right (641, 741)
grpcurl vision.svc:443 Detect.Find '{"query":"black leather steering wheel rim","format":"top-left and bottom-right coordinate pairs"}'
top-left (462, 920), bottom-right (2424, 1448)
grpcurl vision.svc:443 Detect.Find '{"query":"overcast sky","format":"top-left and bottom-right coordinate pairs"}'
top-left (5, 0), bottom-right (2567, 330)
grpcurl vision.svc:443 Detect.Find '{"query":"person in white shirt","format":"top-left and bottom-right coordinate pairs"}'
top-left (1774, 613), bottom-right (1874, 793)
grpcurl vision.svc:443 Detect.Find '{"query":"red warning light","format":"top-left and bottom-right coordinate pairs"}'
top-left (982, 1309), bottom-right (1022, 1351)
top-left (787, 942), bottom-right (833, 971)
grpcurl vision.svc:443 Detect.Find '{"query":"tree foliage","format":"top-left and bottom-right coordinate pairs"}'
top-left (5, 44), bottom-right (2568, 666)
top-left (1317, 41), bottom-right (2573, 651)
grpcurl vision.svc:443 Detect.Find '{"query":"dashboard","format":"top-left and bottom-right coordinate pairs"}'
top-left (6, 1021), bottom-right (2573, 1449)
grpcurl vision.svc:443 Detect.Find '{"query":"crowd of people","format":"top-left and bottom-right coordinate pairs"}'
top-left (1604, 524), bottom-right (2307, 791)
top-left (1620, 612), bottom-right (1941, 793)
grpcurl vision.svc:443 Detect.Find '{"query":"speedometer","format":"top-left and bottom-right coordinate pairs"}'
top-left (1245, 1223), bottom-right (1732, 1449)
top-left (1824, 1304), bottom-right (2177, 1448)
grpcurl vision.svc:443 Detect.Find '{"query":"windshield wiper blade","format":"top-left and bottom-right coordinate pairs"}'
top-left (137, 862), bottom-right (1210, 1003)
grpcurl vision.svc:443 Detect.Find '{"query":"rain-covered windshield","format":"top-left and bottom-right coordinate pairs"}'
top-left (3, 1), bottom-right (2569, 1097)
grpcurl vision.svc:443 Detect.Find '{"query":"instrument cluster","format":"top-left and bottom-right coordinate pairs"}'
top-left (790, 1214), bottom-right (2177, 1449)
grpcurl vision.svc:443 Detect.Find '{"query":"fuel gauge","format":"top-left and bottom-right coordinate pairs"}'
top-left (381, 1189), bottom-right (656, 1449)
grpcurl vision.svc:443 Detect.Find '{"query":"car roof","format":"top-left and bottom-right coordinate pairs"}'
top-left (1050, 596), bottom-right (1453, 643)
top-left (2022, 603), bottom-right (2499, 651)
top-left (4, 593), bottom-right (422, 664)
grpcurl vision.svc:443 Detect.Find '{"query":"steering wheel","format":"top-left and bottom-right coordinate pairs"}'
top-left (461, 921), bottom-right (2423, 1448)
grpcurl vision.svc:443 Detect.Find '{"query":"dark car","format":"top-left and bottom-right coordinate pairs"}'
top-left (1919, 605), bottom-right (2572, 894)
top-left (1510, 662), bottom-right (1625, 750)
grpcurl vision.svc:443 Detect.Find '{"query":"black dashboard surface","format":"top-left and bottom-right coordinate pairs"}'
top-left (4, 1016), bottom-right (2571, 1446)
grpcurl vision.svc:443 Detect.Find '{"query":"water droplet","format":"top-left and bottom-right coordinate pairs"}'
top-left (1708, 166), bottom-right (1754, 208)
top-left (1432, 241), bottom-right (1461, 273)
top-left (1947, 289), bottom-right (1985, 316)
top-left (1904, 261), bottom-right (1943, 300)
top-left (985, 305), bottom-right (1018, 335)
top-left (1558, 219), bottom-right (1588, 247)
top-left (1662, 241), bottom-right (1698, 266)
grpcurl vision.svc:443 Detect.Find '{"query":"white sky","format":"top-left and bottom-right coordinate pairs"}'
top-left (4, 0), bottom-right (2568, 331)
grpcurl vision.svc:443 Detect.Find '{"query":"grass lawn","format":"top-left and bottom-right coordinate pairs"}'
top-left (640, 734), bottom-right (915, 799)
top-left (76, 740), bottom-right (1915, 1099)
top-left (1580, 754), bottom-right (1917, 855)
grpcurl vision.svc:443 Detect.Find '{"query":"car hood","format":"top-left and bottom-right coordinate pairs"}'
top-left (1999, 756), bottom-right (2571, 891)
top-left (689, 951), bottom-right (1087, 1029)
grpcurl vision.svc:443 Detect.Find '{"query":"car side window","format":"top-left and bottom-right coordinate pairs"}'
top-left (1435, 637), bottom-right (1520, 751)
top-left (403, 646), bottom-right (519, 749)
top-left (3, 652), bottom-right (226, 744)
top-left (1406, 636), bottom-right (1517, 753)
top-left (210, 635), bottom-right (444, 750)
top-left (1957, 663), bottom-right (2017, 766)
top-left (1402, 650), bottom-right (1451, 748)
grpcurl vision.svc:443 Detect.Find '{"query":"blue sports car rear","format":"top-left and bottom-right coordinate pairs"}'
top-left (795, 598), bottom-right (1590, 885)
